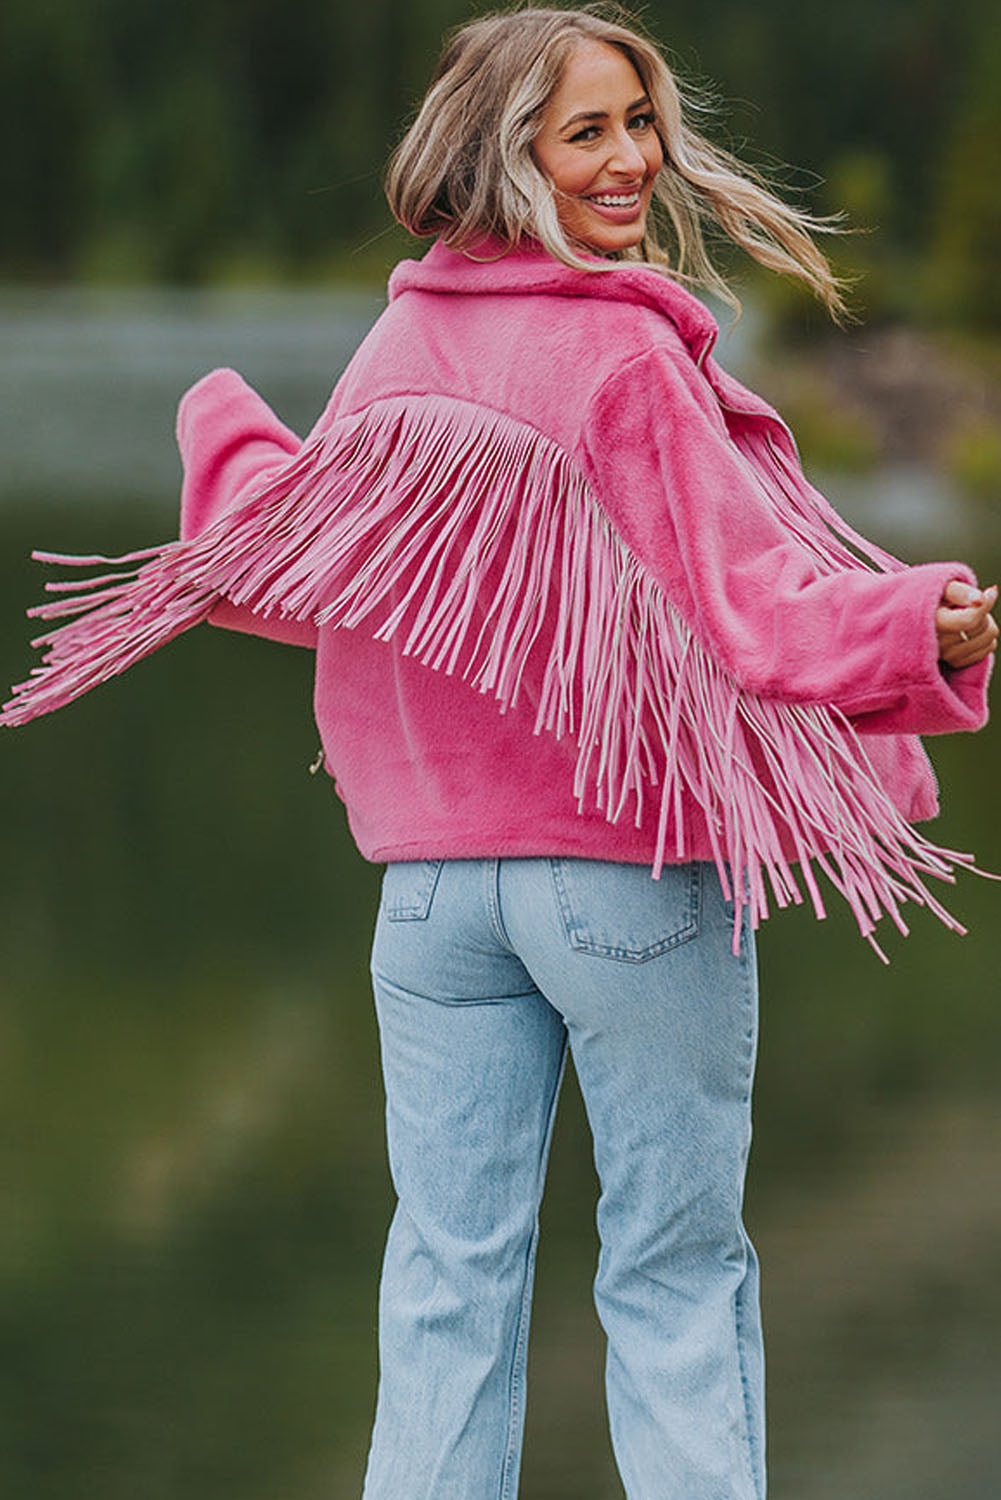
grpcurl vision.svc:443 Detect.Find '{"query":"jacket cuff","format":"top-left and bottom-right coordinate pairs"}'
top-left (175, 368), bottom-right (317, 650)
top-left (176, 367), bottom-right (301, 542)
top-left (851, 652), bottom-right (992, 735)
top-left (845, 561), bottom-right (993, 734)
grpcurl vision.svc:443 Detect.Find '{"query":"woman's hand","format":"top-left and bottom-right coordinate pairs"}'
top-left (936, 580), bottom-right (999, 668)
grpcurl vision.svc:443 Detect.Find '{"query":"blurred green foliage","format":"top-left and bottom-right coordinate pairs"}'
top-left (2, 0), bottom-right (999, 328)
top-left (941, 415), bottom-right (1001, 500)
top-left (757, 367), bottom-right (882, 472)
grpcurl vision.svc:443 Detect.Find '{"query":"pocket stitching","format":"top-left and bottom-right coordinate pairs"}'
top-left (550, 859), bottom-right (702, 962)
top-left (382, 859), bottom-right (444, 921)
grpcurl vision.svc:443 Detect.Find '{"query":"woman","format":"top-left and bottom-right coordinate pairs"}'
top-left (4, 6), bottom-right (996, 1497)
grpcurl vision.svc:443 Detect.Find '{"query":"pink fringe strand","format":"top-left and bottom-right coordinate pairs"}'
top-left (2, 392), bottom-right (989, 953)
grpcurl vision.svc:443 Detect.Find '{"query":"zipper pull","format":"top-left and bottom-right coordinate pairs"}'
top-left (308, 747), bottom-right (325, 776)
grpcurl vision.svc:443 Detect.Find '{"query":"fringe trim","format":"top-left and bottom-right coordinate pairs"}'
top-left (2, 393), bottom-right (984, 956)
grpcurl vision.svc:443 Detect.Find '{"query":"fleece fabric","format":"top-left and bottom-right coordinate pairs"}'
top-left (179, 239), bottom-right (987, 821)
top-left (6, 237), bottom-right (992, 945)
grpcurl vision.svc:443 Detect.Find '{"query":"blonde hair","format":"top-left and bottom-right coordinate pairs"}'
top-left (385, 3), bottom-right (853, 323)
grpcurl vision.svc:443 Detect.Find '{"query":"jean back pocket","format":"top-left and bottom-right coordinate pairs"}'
top-left (550, 858), bottom-right (701, 961)
top-left (381, 859), bottom-right (445, 921)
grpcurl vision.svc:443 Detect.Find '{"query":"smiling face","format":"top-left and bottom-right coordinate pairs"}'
top-left (531, 39), bottom-right (664, 255)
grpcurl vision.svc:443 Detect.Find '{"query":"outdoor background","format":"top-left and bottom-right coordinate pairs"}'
top-left (2, 2), bottom-right (1001, 1497)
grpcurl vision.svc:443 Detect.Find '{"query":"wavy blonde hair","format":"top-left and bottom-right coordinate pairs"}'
top-left (385, 3), bottom-right (853, 322)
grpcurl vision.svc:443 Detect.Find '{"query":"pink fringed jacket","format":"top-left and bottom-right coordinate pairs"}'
top-left (3, 239), bottom-right (992, 953)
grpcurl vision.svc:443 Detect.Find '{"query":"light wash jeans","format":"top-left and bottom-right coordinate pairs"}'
top-left (363, 857), bottom-right (764, 1500)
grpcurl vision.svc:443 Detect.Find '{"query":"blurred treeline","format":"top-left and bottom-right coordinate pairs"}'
top-left (4, 0), bottom-right (1000, 326)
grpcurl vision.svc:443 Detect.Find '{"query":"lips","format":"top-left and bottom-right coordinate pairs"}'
top-left (586, 192), bottom-right (641, 207)
top-left (579, 186), bottom-right (648, 225)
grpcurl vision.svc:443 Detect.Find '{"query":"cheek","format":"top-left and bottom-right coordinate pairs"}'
top-left (536, 145), bottom-right (594, 197)
top-left (644, 135), bottom-right (665, 180)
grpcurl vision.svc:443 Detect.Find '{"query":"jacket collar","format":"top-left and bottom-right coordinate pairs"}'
top-left (388, 236), bottom-right (719, 367)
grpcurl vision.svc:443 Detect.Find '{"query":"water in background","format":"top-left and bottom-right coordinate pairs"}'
top-left (0, 285), bottom-right (383, 503)
top-left (2, 288), bottom-right (1000, 1500)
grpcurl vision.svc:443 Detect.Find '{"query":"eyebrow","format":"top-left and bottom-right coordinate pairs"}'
top-left (559, 96), bottom-right (652, 132)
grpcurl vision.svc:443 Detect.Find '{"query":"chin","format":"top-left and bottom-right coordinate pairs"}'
top-left (565, 205), bottom-right (650, 257)
top-left (582, 225), bottom-right (648, 256)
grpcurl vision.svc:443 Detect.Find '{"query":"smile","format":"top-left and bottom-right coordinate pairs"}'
top-left (585, 192), bottom-right (642, 207)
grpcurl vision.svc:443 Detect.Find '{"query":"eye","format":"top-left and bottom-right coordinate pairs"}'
top-left (628, 111), bottom-right (656, 132)
top-left (569, 124), bottom-right (601, 143)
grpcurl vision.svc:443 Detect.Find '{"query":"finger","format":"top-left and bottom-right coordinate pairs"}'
top-left (958, 610), bottom-right (996, 642)
top-left (945, 643), bottom-right (996, 670)
top-left (942, 618), bottom-right (999, 666)
top-left (942, 580), bottom-right (985, 609)
top-left (937, 608), bottom-right (980, 639)
top-left (937, 599), bottom-right (995, 635)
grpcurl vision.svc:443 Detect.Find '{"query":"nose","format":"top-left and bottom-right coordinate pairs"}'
top-left (606, 125), bottom-right (646, 176)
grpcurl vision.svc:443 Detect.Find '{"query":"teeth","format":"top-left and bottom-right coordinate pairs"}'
top-left (588, 193), bottom-right (641, 208)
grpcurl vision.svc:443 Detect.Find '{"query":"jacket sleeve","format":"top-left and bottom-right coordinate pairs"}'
top-left (176, 367), bottom-right (318, 649)
top-left (576, 344), bottom-right (991, 736)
